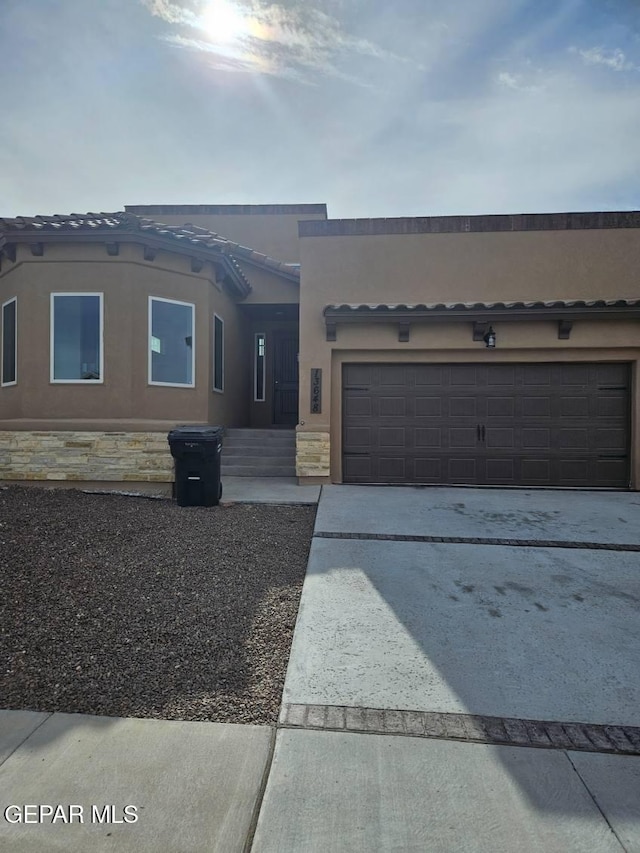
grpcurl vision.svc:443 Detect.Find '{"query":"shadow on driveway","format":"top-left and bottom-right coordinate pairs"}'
top-left (283, 485), bottom-right (640, 817)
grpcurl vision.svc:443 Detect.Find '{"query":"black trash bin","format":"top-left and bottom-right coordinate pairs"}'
top-left (168, 425), bottom-right (224, 507)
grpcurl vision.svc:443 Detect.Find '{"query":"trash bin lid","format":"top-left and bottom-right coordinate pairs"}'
top-left (168, 425), bottom-right (224, 443)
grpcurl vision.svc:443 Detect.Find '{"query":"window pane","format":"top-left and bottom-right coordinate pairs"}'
top-left (151, 299), bottom-right (193, 385)
top-left (214, 316), bottom-right (224, 391)
top-left (255, 333), bottom-right (265, 401)
top-left (2, 300), bottom-right (16, 384)
top-left (53, 295), bottom-right (101, 380)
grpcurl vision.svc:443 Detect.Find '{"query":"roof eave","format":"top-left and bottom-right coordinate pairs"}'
top-left (235, 253), bottom-right (300, 283)
top-left (323, 303), bottom-right (640, 323)
top-left (0, 229), bottom-right (251, 299)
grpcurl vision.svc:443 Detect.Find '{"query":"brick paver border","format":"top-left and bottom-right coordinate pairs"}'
top-left (314, 531), bottom-right (640, 551)
top-left (280, 704), bottom-right (640, 755)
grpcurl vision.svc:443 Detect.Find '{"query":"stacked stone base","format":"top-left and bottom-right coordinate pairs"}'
top-left (296, 431), bottom-right (331, 482)
top-left (0, 431), bottom-right (174, 494)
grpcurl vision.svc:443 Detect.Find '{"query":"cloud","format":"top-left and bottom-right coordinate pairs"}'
top-left (315, 58), bottom-right (640, 217)
top-left (496, 70), bottom-right (545, 93)
top-left (142, 0), bottom-right (198, 25)
top-left (572, 45), bottom-right (639, 72)
top-left (140, 0), bottom-right (415, 83)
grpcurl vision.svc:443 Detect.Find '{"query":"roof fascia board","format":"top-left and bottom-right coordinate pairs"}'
top-left (301, 210), bottom-right (640, 237)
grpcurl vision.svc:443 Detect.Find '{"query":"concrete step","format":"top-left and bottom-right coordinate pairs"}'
top-left (221, 430), bottom-right (297, 477)
top-left (221, 465), bottom-right (297, 477)
top-left (223, 446), bottom-right (296, 458)
top-left (222, 455), bottom-right (295, 468)
top-left (224, 438), bottom-right (296, 450)
top-left (224, 429), bottom-right (296, 442)
top-left (222, 441), bottom-right (296, 456)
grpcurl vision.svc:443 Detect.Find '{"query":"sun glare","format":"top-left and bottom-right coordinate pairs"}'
top-left (200, 0), bottom-right (249, 44)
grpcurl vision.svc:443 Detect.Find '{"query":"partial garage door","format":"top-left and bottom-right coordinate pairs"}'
top-left (342, 363), bottom-right (630, 487)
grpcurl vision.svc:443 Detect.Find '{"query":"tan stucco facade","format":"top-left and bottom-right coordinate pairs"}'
top-left (0, 210), bottom-right (308, 488)
top-left (0, 242), bottom-right (244, 426)
top-left (299, 228), bottom-right (640, 305)
top-left (2, 208), bottom-right (640, 490)
top-left (297, 225), bottom-right (640, 488)
top-left (238, 261), bottom-right (300, 305)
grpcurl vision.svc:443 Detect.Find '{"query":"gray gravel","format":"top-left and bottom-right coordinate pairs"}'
top-left (0, 486), bottom-right (315, 725)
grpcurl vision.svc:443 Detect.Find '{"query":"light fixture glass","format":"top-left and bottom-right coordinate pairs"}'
top-left (483, 326), bottom-right (496, 348)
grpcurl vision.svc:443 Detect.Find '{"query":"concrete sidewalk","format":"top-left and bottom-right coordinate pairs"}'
top-left (2, 711), bottom-right (638, 852)
top-left (252, 730), bottom-right (640, 853)
top-left (0, 710), bottom-right (272, 853)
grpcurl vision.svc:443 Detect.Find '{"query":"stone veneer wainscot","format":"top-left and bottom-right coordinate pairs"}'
top-left (296, 431), bottom-right (330, 479)
top-left (0, 432), bottom-right (174, 483)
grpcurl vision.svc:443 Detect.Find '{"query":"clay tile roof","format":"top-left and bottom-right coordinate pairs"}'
top-left (325, 299), bottom-right (640, 313)
top-left (1, 213), bottom-right (125, 231)
top-left (134, 217), bottom-right (300, 279)
top-left (0, 212), bottom-right (301, 291)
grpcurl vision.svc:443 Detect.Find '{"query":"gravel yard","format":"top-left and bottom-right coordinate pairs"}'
top-left (0, 486), bottom-right (315, 725)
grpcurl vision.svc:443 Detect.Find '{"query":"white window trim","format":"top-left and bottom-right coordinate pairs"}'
top-left (213, 313), bottom-right (224, 393)
top-left (148, 295), bottom-right (196, 388)
top-left (50, 292), bottom-right (104, 385)
top-left (253, 331), bottom-right (266, 402)
top-left (1, 296), bottom-right (17, 387)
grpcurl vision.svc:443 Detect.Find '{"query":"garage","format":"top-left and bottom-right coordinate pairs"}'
top-left (342, 362), bottom-right (631, 488)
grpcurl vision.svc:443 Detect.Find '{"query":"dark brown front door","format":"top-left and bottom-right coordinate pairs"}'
top-left (343, 362), bottom-right (630, 487)
top-left (273, 331), bottom-right (299, 425)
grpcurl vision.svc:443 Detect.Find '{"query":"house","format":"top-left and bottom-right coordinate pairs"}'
top-left (1, 205), bottom-right (639, 492)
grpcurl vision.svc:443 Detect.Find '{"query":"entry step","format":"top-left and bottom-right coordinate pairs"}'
top-left (221, 429), bottom-right (296, 477)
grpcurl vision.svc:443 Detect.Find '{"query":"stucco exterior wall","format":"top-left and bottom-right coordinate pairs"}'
top-left (207, 277), bottom-right (249, 429)
top-left (238, 262), bottom-right (300, 304)
top-left (297, 228), bottom-right (640, 487)
top-left (299, 229), bottom-right (640, 306)
top-left (0, 241), bottom-right (247, 428)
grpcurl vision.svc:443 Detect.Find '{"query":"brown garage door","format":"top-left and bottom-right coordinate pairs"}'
top-left (342, 363), bottom-right (630, 487)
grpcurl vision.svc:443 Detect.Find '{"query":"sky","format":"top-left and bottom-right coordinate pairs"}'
top-left (1, 0), bottom-right (639, 220)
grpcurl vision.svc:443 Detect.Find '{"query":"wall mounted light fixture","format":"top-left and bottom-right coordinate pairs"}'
top-left (483, 326), bottom-right (496, 348)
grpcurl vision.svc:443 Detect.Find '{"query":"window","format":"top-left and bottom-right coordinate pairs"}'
top-left (213, 314), bottom-right (224, 392)
top-left (254, 332), bottom-right (266, 401)
top-left (51, 293), bottom-right (103, 383)
top-left (1, 297), bottom-right (17, 386)
top-left (149, 297), bottom-right (195, 387)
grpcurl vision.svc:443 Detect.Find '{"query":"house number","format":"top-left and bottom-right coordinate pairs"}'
top-left (310, 368), bottom-right (322, 414)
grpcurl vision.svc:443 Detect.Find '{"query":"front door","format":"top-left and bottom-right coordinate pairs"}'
top-left (273, 331), bottom-right (299, 425)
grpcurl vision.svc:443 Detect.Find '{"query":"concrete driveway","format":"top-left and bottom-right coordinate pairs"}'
top-left (314, 484), bottom-right (640, 544)
top-left (283, 486), bottom-right (640, 723)
top-left (251, 485), bottom-right (640, 851)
